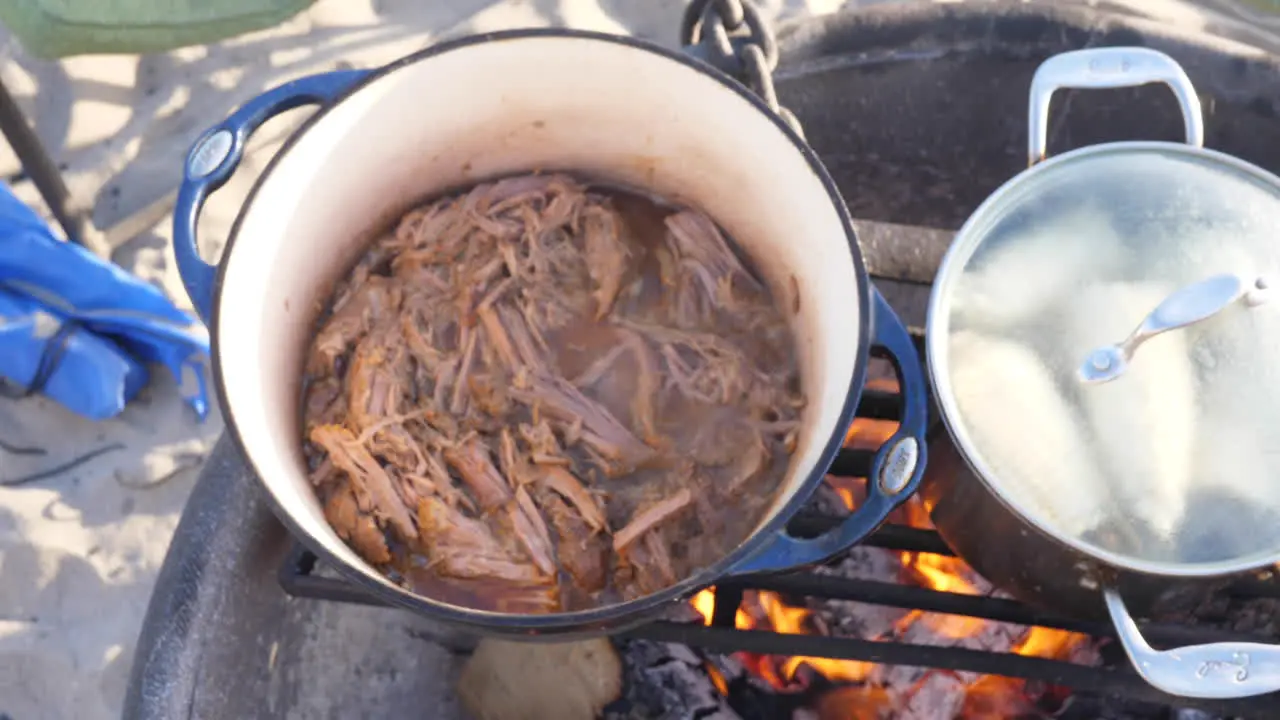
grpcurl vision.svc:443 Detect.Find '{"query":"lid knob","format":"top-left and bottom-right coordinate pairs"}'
top-left (1088, 349), bottom-right (1118, 372)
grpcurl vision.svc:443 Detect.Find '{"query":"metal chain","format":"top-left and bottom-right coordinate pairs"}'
top-left (680, 0), bottom-right (804, 138)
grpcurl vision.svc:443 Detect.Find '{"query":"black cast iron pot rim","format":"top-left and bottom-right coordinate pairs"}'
top-left (205, 27), bottom-right (875, 635)
top-left (926, 139), bottom-right (1280, 581)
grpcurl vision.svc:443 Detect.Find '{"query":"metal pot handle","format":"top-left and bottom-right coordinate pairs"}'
top-left (1104, 587), bottom-right (1280, 698)
top-left (172, 69), bottom-right (371, 323)
top-left (1027, 46), bottom-right (1204, 166)
top-left (728, 288), bottom-right (928, 575)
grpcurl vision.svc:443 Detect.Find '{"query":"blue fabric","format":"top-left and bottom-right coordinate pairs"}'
top-left (0, 288), bottom-right (149, 420)
top-left (0, 183), bottom-right (211, 420)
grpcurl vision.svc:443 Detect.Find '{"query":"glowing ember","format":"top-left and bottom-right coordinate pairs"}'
top-left (683, 414), bottom-right (1096, 718)
top-left (705, 662), bottom-right (730, 695)
top-left (814, 685), bottom-right (894, 720)
top-left (832, 485), bottom-right (857, 510)
top-left (959, 675), bottom-right (1038, 719)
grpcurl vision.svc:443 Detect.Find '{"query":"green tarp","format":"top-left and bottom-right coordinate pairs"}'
top-left (0, 0), bottom-right (317, 58)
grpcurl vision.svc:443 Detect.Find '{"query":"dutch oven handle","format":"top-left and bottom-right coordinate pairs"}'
top-left (1027, 46), bottom-right (1204, 166)
top-left (173, 69), bottom-right (371, 323)
top-left (728, 288), bottom-right (928, 575)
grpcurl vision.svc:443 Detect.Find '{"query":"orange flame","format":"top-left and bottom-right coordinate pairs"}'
top-left (1015, 626), bottom-right (1083, 659)
top-left (904, 551), bottom-right (980, 596)
top-left (958, 627), bottom-right (1090, 718)
top-left (758, 591), bottom-right (876, 684)
top-left (687, 416), bottom-right (1094, 717)
top-left (691, 588), bottom-right (716, 624)
top-left (691, 587), bottom-right (751, 629)
top-left (843, 418), bottom-right (899, 450)
top-left (833, 486), bottom-right (857, 509)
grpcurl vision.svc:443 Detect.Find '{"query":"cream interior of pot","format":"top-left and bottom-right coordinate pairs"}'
top-left (214, 34), bottom-right (862, 603)
top-left (931, 142), bottom-right (1280, 576)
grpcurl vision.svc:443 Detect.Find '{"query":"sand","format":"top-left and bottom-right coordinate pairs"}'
top-left (0, 0), bottom-right (1259, 717)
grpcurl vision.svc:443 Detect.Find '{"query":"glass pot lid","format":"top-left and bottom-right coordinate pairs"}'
top-left (930, 143), bottom-right (1280, 575)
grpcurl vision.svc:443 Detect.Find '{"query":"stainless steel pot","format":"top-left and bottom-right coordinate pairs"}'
top-left (925, 46), bottom-right (1280, 699)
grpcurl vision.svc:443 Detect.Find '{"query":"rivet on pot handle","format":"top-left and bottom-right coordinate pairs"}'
top-left (1028, 47), bottom-right (1204, 166)
top-left (173, 69), bottom-right (371, 323)
top-left (728, 288), bottom-right (929, 575)
top-left (1104, 587), bottom-right (1280, 698)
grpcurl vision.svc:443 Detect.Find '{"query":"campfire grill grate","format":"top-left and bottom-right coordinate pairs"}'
top-left (278, 381), bottom-right (1280, 718)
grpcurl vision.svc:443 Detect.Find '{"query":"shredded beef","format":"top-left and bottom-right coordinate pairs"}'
top-left (302, 173), bottom-right (803, 613)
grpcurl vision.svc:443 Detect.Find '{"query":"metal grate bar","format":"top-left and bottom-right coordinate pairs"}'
top-left (853, 389), bottom-right (901, 422)
top-left (277, 543), bottom-right (389, 608)
top-left (720, 573), bottom-right (1274, 647)
top-left (623, 622), bottom-right (1276, 718)
top-left (825, 448), bottom-right (873, 478)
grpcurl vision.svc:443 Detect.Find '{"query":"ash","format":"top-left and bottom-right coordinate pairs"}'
top-left (807, 545), bottom-right (913, 639)
top-left (603, 637), bottom-right (787, 720)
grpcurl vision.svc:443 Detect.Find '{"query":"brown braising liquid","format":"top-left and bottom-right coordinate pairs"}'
top-left (301, 174), bottom-right (804, 613)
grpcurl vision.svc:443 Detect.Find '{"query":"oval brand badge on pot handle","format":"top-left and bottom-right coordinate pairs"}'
top-left (1027, 46), bottom-right (1204, 166)
top-left (728, 288), bottom-right (929, 575)
top-left (173, 69), bottom-right (372, 323)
